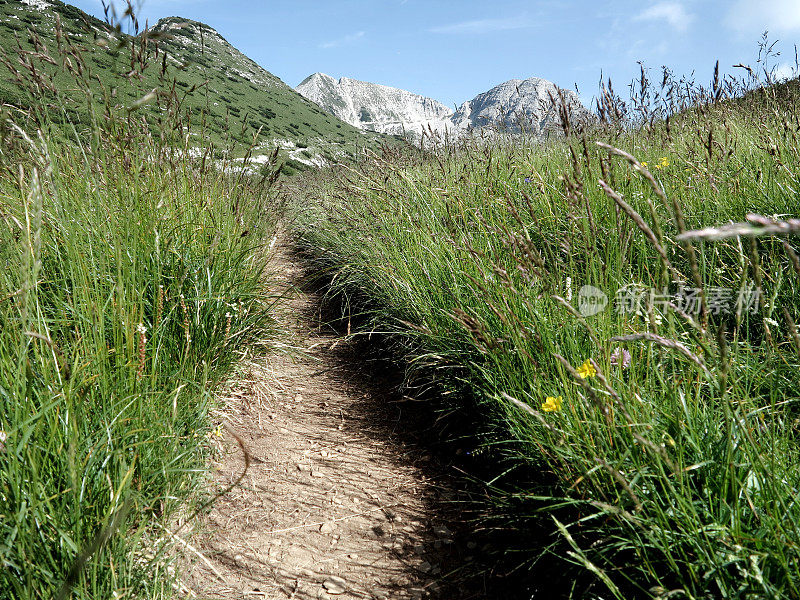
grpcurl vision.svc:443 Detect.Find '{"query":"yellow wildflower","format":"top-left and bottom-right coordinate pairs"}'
top-left (641, 161), bottom-right (648, 167)
top-left (576, 359), bottom-right (597, 379)
top-left (542, 396), bottom-right (563, 412)
top-left (655, 156), bottom-right (669, 170)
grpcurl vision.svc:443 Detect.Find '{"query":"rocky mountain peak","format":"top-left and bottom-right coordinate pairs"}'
top-left (296, 73), bottom-right (454, 137)
top-left (451, 77), bottom-right (590, 135)
top-left (298, 73), bottom-right (591, 139)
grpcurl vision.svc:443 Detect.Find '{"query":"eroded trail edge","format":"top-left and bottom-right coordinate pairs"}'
top-left (181, 243), bottom-right (473, 600)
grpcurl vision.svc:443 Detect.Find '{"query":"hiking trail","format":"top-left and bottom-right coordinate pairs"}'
top-left (180, 241), bottom-right (484, 600)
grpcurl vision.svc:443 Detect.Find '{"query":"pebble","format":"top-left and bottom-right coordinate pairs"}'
top-left (417, 561), bottom-right (432, 573)
top-left (433, 525), bottom-right (452, 538)
top-left (320, 522), bottom-right (336, 534)
top-left (323, 576), bottom-right (348, 594)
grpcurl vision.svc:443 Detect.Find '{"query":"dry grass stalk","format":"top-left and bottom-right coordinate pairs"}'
top-left (597, 179), bottom-right (683, 283)
top-left (678, 214), bottom-right (800, 241)
top-left (611, 332), bottom-right (710, 377)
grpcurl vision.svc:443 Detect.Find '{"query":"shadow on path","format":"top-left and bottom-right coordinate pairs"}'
top-left (181, 242), bottom-right (538, 600)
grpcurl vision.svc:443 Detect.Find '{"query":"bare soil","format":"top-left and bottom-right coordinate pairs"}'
top-left (179, 246), bottom-right (493, 600)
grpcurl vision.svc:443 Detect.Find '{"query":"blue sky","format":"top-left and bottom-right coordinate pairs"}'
top-left (67, 1), bottom-right (800, 109)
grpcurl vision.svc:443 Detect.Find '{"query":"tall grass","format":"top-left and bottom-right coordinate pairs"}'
top-left (297, 62), bottom-right (800, 597)
top-left (0, 7), bottom-right (281, 599)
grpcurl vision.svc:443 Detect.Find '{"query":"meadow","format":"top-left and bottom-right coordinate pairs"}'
top-left (296, 64), bottom-right (800, 598)
top-left (3, 3), bottom-right (800, 597)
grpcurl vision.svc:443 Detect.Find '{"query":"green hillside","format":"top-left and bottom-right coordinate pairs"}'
top-left (0, 0), bottom-right (382, 166)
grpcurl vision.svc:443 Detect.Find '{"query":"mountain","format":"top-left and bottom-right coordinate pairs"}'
top-left (0, 0), bottom-right (381, 166)
top-left (451, 77), bottom-right (590, 136)
top-left (296, 73), bottom-right (454, 137)
top-left (297, 74), bottom-right (591, 138)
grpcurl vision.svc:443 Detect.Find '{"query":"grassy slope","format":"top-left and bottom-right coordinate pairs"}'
top-left (297, 80), bottom-right (800, 598)
top-left (2, 145), bottom-right (280, 600)
top-left (0, 0), bottom-right (382, 165)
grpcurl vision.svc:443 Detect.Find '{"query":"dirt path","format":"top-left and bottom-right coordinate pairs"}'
top-left (179, 245), bottom-right (480, 600)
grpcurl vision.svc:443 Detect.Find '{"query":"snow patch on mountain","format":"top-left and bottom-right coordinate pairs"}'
top-left (19, 0), bottom-right (52, 10)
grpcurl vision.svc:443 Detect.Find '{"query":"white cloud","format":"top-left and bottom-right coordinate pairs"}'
top-left (726, 0), bottom-right (800, 34)
top-left (773, 62), bottom-right (798, 81)
top-left (634, 2), bottom-right (693, 33)
top-left (429, 17), bottom-right (533, 35)
top-left (319, 31), bottom-right (365, 49)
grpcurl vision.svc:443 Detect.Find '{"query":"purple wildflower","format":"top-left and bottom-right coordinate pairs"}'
top-left (610, 347), bottom-right (631, 369)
